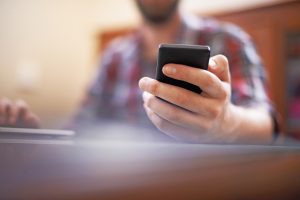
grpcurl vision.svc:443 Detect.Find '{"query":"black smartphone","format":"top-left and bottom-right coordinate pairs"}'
top-left (156, 44), bottom-right (210, 94)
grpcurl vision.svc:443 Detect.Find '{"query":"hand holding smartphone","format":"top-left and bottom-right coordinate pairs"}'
top-left (156, 44), bottom-right (210, 94)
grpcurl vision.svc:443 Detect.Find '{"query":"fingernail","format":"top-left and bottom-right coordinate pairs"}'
top-left (209, 59), bottom-right (217, 69)
top-left (163, 65), bottom-right (176, 75)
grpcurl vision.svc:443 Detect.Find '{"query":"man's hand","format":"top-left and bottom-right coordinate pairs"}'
top-left (139, 55), bottom-right (235, 142)
top-left (0, 98), bottom-right (41, 128)
top-left (139, 54), bottom-right (273, 143)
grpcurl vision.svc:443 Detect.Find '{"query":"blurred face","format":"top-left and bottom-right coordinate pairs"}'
top-left (135, 0), bottom-right (180, 25)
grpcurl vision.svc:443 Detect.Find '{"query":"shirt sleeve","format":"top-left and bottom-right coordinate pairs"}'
top-left (214, 23), bottom-right (280, 136)
top-left (211, 24), bottom-right (268, 108)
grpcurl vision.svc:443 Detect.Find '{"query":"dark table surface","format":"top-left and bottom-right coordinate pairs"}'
top-left (1, 128), bottom-right (300, 200)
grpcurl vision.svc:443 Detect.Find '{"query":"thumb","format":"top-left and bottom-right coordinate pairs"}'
top-left (208, 54), bottom-right (231, 83)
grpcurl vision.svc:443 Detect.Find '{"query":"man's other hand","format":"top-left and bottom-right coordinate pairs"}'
top-left (0, 98), bottom-right (41, 128)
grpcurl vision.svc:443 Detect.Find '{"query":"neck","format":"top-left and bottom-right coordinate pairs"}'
top-left (140, 12), bottom-right (181, 62)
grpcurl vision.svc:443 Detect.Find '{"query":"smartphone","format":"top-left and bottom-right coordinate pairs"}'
top-left (156, 44), bottom-right (210, 94)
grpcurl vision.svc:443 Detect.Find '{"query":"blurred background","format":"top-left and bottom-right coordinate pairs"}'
top-left (0, 0), bottom-right (299, 137)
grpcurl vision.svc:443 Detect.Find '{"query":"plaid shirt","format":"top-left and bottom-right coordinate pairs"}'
top-left (71, 14), bottom-right (272, 132)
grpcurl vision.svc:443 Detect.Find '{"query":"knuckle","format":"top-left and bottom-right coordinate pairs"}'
top-left (219, 85), bottom-right (231, 102)
top-left (200, 120), bottom-right (212, 132)
top-left (167, 109), bottom-right (180, 122)
top-left (147, 108), bottom-right (154, 118)
top-left (175, 92), bottom-right (187, 106)
top-left (219, 87), bottom-right (228, 99)
top-left (203, 73), bottom-right (215, 89)
top-left (145, 95), bottom-right (156, 108)
top-left (210, 108), bottom-right (219, 118)
top-left (208, 105), bottom-right (220, 118)
top-left (2, 97), bottom-right (11, 106)
top-left (0, 101), bottom-right (3, 111)
top-left (149, 80), bottom-right (160, 96)
top-left (177, 67), bottom-right (189, 80)
top-left (14, 99), bottom-right (29, 112)
top-left (1, 97), bottom-right (10, 103)
top-left (16, 99), bottom-right (28, 108)
top-left (217, 54), bottom-right (229, 67)
top-left (155, 118), bottom-right (166, 131)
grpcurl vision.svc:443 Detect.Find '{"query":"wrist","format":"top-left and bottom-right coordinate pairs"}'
top-left (221, 103), bottom-right (241, 141)
top-left (221, 103), bottom-right (273, 143)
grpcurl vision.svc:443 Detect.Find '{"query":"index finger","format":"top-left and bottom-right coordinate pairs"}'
top-left (15, 100), bottom-right (29, 122)
top-left (162, 64), bottom-right (225, 98)
top-left (0, 97), bottom-right (12, 125)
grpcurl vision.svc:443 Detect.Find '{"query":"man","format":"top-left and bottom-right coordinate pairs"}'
top-left (0, 0), bottom-right (277, 143)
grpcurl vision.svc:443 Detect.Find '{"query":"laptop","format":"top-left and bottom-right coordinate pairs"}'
top-left (0, 127), bottom-right (75, 144)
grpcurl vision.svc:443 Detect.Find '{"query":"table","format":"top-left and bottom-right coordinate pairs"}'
top-left (1, 134), bottom-right (300, 199)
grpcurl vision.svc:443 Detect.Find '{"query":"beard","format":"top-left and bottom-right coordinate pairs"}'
top-left (135, 0), bottom-right (180, 25)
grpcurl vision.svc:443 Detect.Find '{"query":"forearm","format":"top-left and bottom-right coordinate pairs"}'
top-left (227, 104), bottom-right (273, 144)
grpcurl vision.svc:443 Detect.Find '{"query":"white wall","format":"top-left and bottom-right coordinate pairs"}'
top-left (0, 0), bottom-right (283, 128)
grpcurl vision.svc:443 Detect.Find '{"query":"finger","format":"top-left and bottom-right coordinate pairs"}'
top-left (15, 100), bottom-right (40, 128)
top-left (15, 99), bottom-right (29, 123)
top-left (0, 97), bottom-right (12, 125)
top-left (23, 113), bottom-right (40, 128)
top-left (139, 78), bottom-right (216, 115)
top-left (208, 55), bottom-right (231, 83)
top-left (143, 92), bottom-right (209, 130)
top-left (144, 103), bottom-right (231, 143)
top-left (162, 63), bottom-right (225, 98)
top-left (143, 103), bottom-right (202, 143)
top-left (0, 100), bottom-right (4, 124)
top-left (9, 102), bottom-right (19, 125)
